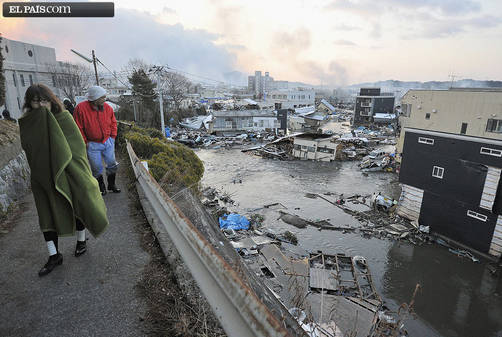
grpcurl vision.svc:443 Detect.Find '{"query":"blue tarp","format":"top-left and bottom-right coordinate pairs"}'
top-left (219, 213), bottom-right (250, 230)
top-left (165, 127), bottom-right (171, 137)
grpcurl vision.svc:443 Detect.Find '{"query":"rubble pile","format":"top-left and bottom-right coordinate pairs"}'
top-left (172, 126), bottom-right (280, 149)
top-left (243, 139), bottom-right (295, 160)
top-left (359, 152), bottom-right (398, 172)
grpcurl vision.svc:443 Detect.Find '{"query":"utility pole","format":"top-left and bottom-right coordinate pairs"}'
top-left (132, 96), bottom-right (137, 122)
top-left (92, 50), bottom-right (99, 86)
top-left (151, 65), bottom-right (165, 137)
top-left (71, 49), bottom-right (100, 85)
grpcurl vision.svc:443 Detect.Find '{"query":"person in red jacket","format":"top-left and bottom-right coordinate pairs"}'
top-left (73, 86), bottom-right (120, 195)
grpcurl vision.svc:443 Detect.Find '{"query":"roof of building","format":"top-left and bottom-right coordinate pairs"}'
top-left (303, 113), bottom-right (327, 121)
top-left (407, 88), bottom-right (502, 93)
top-left (373, 113), bottom-right (396, 120)
top-left (243, 98), bottom-right (258, 105)
top-left (319, 99), bottom-right (336, 112)
top-left (295, 106), bottom-right (316, 115)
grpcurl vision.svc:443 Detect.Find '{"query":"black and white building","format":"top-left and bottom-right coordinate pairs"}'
top-left (353, 88), bottom-right (395, 126)
top-left (398, 128), bottom-right (502, 258)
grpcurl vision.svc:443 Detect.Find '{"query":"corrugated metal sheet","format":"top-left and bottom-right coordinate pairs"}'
top-left (480, 167), bottom-right (501, 210)
top-left (396, 184), bottom-right (424, 221)
top-left (489, 216), bottom-right (502, 258)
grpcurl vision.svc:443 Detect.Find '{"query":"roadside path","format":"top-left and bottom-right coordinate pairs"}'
top-left (0, 165), bottom-right (151, 337)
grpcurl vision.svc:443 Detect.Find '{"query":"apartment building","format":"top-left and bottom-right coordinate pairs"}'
top-left (397, 89), bottom-right (502, 258)
top-left (1, 37), bottom-right (68, 119)
top-left (265, 88), bottom-right (315, 109)
top-left (353, 88), bottom-right (395, 126)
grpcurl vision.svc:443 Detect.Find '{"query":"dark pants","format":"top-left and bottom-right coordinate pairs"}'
top-left (43, 219), bottom-right (85, 249)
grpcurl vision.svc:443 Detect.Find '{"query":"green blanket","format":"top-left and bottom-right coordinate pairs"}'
top-left (19, 107), bottom-right (109, 237)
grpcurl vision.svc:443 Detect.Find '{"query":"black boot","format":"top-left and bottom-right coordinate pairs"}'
top-left (97, 175), bottom-right (107, 195)
top-left (107, 173), bottom-right (121, 193)
top-left (38, 253), bottom-right (63, 277)
top-left (75, 240), bottom-right (87, 257)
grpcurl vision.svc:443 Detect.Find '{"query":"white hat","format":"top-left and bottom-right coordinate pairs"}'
top-left (87, 86), bottom-right (107, 101)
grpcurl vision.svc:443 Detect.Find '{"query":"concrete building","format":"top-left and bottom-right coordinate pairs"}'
top-left (247, 70), bottom-right (275, 98)
top-left (292, 134), bottom-right (336, 161)
top-left (353, 88), bottom-right (395, 126)
top-left (1, 37), bottom-right (70, 119)
top-left (266, 88), bottom-right (315, 109)
top-left (396, 89), bottom-right (502, 258)
top-left (211, 110), bottom-right (279, 133)
top-left (99, 75), bottom-right (131, 100)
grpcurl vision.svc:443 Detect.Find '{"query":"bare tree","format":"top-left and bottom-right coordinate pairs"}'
top-left (124, 58), bottom-right (152, 76)
top-left (47, 61), bottom-right (92, 104)
top-left (163, 71), bottom-right (191, 112)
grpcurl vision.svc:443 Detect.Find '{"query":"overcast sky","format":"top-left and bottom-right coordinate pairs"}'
top-left (2, 0), bottom-right (502, 86)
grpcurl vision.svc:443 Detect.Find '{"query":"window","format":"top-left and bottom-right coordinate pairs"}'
top-left (401, 103), bottom-right (412, 117)
top-left (29, 74), bottom-right (33, 86)
top-left (5, 45), bottom-right (8, 53)
top-left (486, 119), bottom-right (502, 133)
top-left (307, 146), bottom-right (315, 152)
top-left (460, 123), bottom-right (467, 134)
top-left (480, 147), bottom-right (502, 157)
top-left (467, 210), bottom-right (487, 222)
top-left (52, 75), bottom-right (57, 87)
top-left (17, 97), bottom-right (21, 109)
top-left (425, 113), bottom-right (431, 120)
top-left (432, 166), bottom-right (444, 179)
top-left (20, 74), bottom-right (25, 86)
top-left (28, 50), bottom-right (33, 57)
top-left (418, 137), bottom-right (434, 145)
top-left (12, 73), bottom-right (17, 87)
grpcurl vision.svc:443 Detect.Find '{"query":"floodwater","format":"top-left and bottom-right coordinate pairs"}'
top-left (196, 148), bottom-right (502, 337)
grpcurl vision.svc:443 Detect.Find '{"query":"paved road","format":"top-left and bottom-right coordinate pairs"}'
top-left (0, 165), bottom-right (151, 337)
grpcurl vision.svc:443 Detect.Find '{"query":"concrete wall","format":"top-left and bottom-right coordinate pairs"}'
top-left (0, 121), bottom-right (30, 213)
top-left (397, 89), bottom-right (502, 153)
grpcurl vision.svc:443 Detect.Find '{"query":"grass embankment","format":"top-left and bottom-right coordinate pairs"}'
top-left (121, 125), bottom-right (204, 193)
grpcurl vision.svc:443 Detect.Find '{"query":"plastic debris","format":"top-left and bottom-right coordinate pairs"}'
top-left (419, 225), bottom-right (430, 234)
top-left (219, 213), bottom-right (250, 230)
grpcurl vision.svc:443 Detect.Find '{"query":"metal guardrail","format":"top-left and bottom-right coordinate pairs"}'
top-left (126, 141), bottom-right (292, 337)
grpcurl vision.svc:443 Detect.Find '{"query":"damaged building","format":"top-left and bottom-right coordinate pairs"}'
top-left (353, 88), bottom-right (396, 126)
top-left (292, 134), bottom-right (337, 161)
top-left (211, 109), bottom-right (280, 134)
top-left (396, 88), bottom-right (502, 259)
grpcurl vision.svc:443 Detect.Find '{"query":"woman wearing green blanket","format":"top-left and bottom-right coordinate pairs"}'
top-left (19, 84), bottom-right (109, 277)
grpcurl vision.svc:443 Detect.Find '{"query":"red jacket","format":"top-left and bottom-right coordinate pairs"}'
top-left (73, 101), bottom-right (117, 144)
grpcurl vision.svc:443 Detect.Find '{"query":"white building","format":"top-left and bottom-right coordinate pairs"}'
top-left (265, 88), bottom-right (315, 109)
top-left (292, 134), bottom-right (337, 161)
top-left (1, 37), bottom-right (70, 119)
top-left (212, 110), bottom-right (280, 133)
top-left (99, 76), bottom-right (131, 100)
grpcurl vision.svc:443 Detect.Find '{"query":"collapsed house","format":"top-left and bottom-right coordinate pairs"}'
top-left (292, 134), bottom-right (337, 162)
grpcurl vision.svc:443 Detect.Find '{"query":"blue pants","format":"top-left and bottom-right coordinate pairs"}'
top-left (87, 137), bottom-right (119, 177)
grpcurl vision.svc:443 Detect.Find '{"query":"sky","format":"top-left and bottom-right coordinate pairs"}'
top-left (1, 0), bottom-right (502, 86)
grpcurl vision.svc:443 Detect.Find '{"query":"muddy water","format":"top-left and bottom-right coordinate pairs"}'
top-left (196, 148), bottom-right (502, 337)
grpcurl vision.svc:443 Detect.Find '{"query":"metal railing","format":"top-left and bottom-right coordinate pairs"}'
top-left (126, 141), bottom-right (292, 337)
